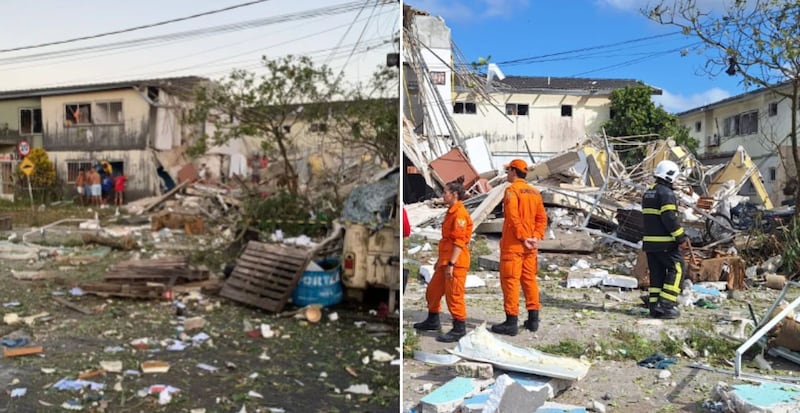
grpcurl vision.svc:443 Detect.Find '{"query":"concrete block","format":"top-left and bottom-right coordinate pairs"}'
top-left (454, 361), bottom-right (493, 379)
top-left (602, 274), bottom-right (638, 289)
top-left (566, 269), bottom-right (606, 288)
top-left (506, 372), bottom-right (572, 399)
top-left (419, 377), bottom-right (479, 413)
top-left (460, 391), bottom-right (491, 413)
top-left (536, 402), bottom-right (587, 412)
top-left (482, 374), bottom-right (548, 413)
top-left (478, 255), bottom-right (500, 271)
top-left (714, 381), bottom-right (800, 413)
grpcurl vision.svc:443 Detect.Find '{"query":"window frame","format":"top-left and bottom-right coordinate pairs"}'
top-left (19, 108), bottom-right (42, 135)
top-left (561, 105), bottom-right (573, 117)
top-left (769, 102), bottom-right (778, 117)
top-left (65, 102), bottom-right (92, 126)
top-left (66, 160), bottom-right (94, 183)
top-left (93, 100), bottom-right (123, 125)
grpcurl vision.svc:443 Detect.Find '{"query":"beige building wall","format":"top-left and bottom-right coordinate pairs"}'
top-left (41, 89), bottom-right (151, 137)
top-left (452, 92), bottom-right (611, 153)
top-left (0, 98), bottom-right (43, 148)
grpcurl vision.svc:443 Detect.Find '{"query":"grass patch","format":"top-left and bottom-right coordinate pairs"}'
top-left (403, 328), bottom-right (420, 358)
top-left (538, 339), bottom-right (586, 358)
top-left (470, 236), bottom-right (492, 271)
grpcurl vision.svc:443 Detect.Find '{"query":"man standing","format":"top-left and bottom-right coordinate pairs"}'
top-left (491, 159), bottom-right (548, 336)
top-left (642, 160), bottom-right (690, 319)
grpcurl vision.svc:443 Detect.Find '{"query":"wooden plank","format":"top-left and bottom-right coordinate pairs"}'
top-left (236, 256), bottom-right (298, 278)
top-left (4, 346), bottom-right (43, 357)
top-left (585, 154), bottom-right (605, 188)
top-left (220, 286), bottom-right (282, 312)
top-left (231, 265), bottom-right (294, 286)
top-left (470, 182), bottom-right (508, 229)
top-left (224, 277), bottom-right (285, 300)
top-left (240, 249), bottom-right (306, 267)
top-left (139, 180), bottom-right (190, 214)
top-left (229, 269), bottom-right (294, 292)
top-left (244, 245), bottom-right (307, 263)
top-left (52, 296), bottom-right (93, 315)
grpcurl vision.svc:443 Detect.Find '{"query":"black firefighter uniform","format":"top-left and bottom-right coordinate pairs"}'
top-left (641, 181), bottom-right (688, 306)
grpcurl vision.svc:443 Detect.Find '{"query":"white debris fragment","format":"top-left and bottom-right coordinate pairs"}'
top-left (361, 356), bottom-right (370, 365)
top-left (248, 390), bottom-right (263, 399)
top-left (372, 350), bottom-right (394, 363)
top-left (344, 384), bottom-right (373, 395)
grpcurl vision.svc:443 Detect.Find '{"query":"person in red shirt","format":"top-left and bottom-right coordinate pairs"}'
top-left (113, 172), bottom-right (128, 206)
top-left (412, 177), bottom-right (474, 342)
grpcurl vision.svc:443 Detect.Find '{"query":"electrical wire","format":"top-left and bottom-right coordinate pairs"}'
top-left (0, 0), bottom-right (276, 53)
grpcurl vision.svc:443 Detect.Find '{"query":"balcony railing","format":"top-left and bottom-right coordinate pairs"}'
top-left (43, 124), bottom-right (147, 151)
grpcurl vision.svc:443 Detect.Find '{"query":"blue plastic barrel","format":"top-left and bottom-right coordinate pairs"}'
top-left (291, 258), bottom-right (343, 307)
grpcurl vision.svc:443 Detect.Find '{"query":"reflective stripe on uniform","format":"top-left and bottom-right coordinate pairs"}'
top-left (660, 204), bottom-right (677, 212)
top-left (670, 227), bottom-right (685, 237)
top-left (659, 261), bottom-right (683, 303)
top-left (643, 235), bottom-right (675, 242)
top-left (642, 208), bottom-right (661, 215)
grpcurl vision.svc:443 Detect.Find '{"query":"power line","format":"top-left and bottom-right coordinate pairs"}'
top-left (570, 41), bottom-right (703, 77)
top-left (0, 2), bottom-right (370, 67)
top-left (495, 31), bottom-right (683, 66)
top-left (0, 0), bottom-right (277, 54)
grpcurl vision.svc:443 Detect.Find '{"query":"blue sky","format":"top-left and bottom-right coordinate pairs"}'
top-left (0, 0), bottom-right (398, 93)
top-left (408, 0), bottom-right (743, 113)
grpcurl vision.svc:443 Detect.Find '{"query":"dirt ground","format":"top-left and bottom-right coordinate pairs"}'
top-left (402, 241), bottom-right (799, 413)
top-left (0, 207), bottom-right (400, 413)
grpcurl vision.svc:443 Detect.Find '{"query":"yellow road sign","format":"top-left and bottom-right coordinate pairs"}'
top-left (19, 158), bottom-right (34, 176)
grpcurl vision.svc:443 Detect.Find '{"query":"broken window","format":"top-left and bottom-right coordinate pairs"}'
top-left (66, 161), bottom-right (93, 183)
top-left (282, 125), bottom-right (291, 134)
top-left (723, 110), bottom-right (758, 136)
top-left (65, 103), bottom-right (91, 126)
top-left (19, 108), bottom-right (42, 134)
top-left (454, 101), bottom-right (476, 114)
top-left (739, 110), bottom-right (758, 135)
top-left (506, 103), bottom-right (529, 116)
top-left (464, 102), bottom-right (476, 114)
top-left (94, 101), bottom-right (123, 124)
top-left (769, 102), bottom-right (778, 117)
top-left (694, 121), bottom-right (701, 132)
top-left (309, 123), bottom-right (328, 133)
top-left (561, 105), bottom-right (573, 117)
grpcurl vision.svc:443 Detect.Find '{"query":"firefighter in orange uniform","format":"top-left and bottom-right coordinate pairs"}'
top-left (491, 159), bottom-right (548, 336)
top-left (412, 177), bottom-right (474, 342)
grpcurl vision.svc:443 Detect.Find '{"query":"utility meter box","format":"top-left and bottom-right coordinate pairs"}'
top-left (341, 223), bottom-right (399, 290)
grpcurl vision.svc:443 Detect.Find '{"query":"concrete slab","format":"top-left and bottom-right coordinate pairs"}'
top-left (536, 402), bottom-right (587, 412)
top-left (419, 377), bottom-right (479, 413)
top-left (566, 269), bottom-right (606, 289)
top-left (603, 274), bottom-right (638, 289)
top-left (449, 324), bottom-right (591, 380)
top-left (714, 381), bottom-right (800, 413)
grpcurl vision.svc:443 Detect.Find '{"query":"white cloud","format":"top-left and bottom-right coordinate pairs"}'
top-left (652, 87), bottom-right (732, 113)
top-left (408, 0), bottom-right (529, 22)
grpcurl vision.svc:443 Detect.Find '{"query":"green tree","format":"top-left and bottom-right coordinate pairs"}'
top-left (16, 148), bottom-right (57, 203)
top-left (645, 0), bottom-right (800, 213)
top-left (190, 55), bottom-right (338, 194)
top-left (330, 67), bottom-right (399, 167)
top-left (601, 85), bottom-right (695, 165)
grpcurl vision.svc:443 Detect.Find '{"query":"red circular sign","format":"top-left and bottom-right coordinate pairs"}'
top-left (17, 140), bottom-right (30, 157)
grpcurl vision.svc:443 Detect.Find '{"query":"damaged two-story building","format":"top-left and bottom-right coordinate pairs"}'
top-left (0, 76), bottom-right (208, 200)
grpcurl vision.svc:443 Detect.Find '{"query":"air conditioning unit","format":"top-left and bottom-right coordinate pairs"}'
top-left (707, 134), bottom-right (720, 147)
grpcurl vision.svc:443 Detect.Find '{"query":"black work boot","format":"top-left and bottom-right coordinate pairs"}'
top-left (523, 310), bottom-right (539, 332)
top-left (655, 300), bottom-right (680, 319)
top-left (436, 319), bottom-right (466, 343)
top-left (491, 314), bottom-right (519, 336)
top-left (648, 303), bottom-right (664, 318)
top-left (412, 312), bottom-right (440, 331)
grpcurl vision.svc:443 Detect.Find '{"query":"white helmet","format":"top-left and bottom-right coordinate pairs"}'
top-left (654, 160), bottom-right (680, 183)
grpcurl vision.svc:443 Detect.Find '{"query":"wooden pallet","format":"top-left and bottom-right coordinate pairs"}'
top-left (79, 282), bottom-right (166, 299)
top-left (220, 224), bottom-right (344, 313)
top-left (219, 241), bottom-right (311, 312)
